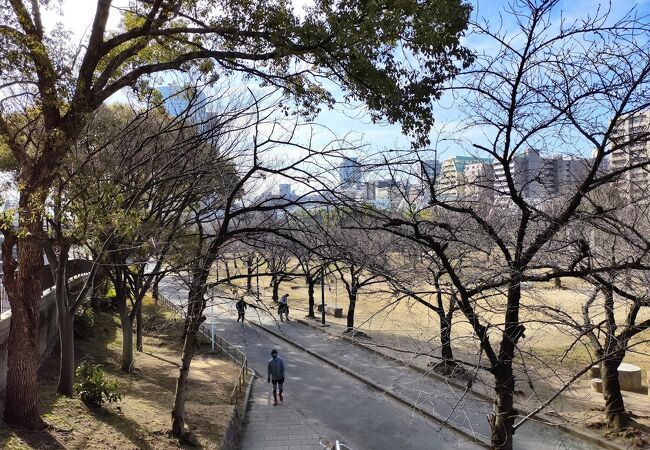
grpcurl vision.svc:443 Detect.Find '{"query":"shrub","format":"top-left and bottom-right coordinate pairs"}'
top-left (74, 305), bottom-right (95, 338)
top-left (74, 360), bottom-right (121, 406)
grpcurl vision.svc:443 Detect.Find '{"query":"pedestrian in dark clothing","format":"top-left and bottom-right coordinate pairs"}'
top-left (267, 349), bottom-right (285, 405)
top-left (236, 298), bottom-right (247, 322)
top-left (278, 293), bottom-right (290, 322)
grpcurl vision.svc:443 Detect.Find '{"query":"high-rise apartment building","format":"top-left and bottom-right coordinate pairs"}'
top-left (609, 111), bottom-right (650, 199)
top-left (465, 162), bottom-right (495, 202)
top-left (493, 149), bottom-right (594, 204)
top-left (419, 159), bottom-right (441, 183)
top-left (436, 156), bottom-right (492, 200)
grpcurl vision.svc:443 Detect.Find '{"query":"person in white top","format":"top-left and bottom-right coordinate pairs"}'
top-left (278, 293), bottom-right (290, 322)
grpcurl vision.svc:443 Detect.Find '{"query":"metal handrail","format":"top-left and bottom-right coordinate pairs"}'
top-left (158, 292), bottom-right (250, 405)
top-left (210, 332), bottom-right (249, 404)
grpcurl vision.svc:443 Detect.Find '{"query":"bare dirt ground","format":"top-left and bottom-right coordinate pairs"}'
top-left (0, 299), bottom-right (239, 450)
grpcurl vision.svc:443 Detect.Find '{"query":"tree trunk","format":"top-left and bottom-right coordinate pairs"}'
top-left (91, 275), bottom-right (107, 311)
top-left (307, 276), bottom-right (315, 318)
top-left (224, 258), bottom-right (231, 280)
top-left (489, 281), bottom-right (523, 450)
top-left (115, 283), bottom-right (134, 373)
top-left (51, 250), bottom-right (76, 397)
top-left (136, 301), bottom-right (143, 352)
top-left (3, 206), bottom-right (46, 428)
top-left (246, 256), bottom-right (253, 293)
top-left (272, 276), bottom-right (280, 303)
top-left (171, 266), bottom-right (208, 438)
top-left (602, 358), bottom-right (629, 429)
top-left (438, 311), bottom-right (454, 362)
top-left (346, 289), bottom-right (357, 331)
top-left (57, 311), bottom-right (75, 397)
top-left (152, 279), bottom-right (159, 305)
top-left (490, 364), bottom-right (517, 450)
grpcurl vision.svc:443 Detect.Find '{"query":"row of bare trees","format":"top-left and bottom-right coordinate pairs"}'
top-left (1, 1), bottom-right (649, 450)
top-left (228, 2), bottom-right (650, 449)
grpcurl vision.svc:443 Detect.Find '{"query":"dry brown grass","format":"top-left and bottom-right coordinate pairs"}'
top-left (0, 298), bottom-right (239, 450)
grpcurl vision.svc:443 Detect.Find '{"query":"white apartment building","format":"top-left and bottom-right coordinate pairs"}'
top-left (436, 156), bottom-right (492, 201)
top-left (609, 111), bottom-right (650, 200)
top-left (464, 162), bottom-right (495, 203)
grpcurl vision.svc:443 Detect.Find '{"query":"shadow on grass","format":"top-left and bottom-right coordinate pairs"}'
top-left (86, 405), bottom-right (155, 450)
top-left (142, 350), bottom-right (181, 368)
top-left (0, 423), bottom-right (68, 450)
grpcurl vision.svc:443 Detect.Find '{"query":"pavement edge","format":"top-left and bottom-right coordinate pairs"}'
top-left (295, 317), bottom-right (627, 450)
top-left (249, 320), bottom-right (492, 449)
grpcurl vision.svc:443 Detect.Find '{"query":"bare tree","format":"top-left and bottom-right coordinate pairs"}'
top-left (364, 2), bottom-right (650, 448)
top-left (0, 0), bottom-right (472, 426)
top-left (168, 92), bottom-right (347, 437)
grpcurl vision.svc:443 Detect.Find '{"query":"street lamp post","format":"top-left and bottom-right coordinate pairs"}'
top-left (256, 254), bottom-right (260, 300)
top-left (320, 267), bottom-right (327, 326)
top-left (210, 301), bottom-right (215, 352)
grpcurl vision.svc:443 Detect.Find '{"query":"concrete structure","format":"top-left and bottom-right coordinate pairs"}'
top-left (339, 157), bottom-right (362, 186)
top-left (419, 159), bottom-right (441, 183)
top-left (609, 110), bottom-right (650, 200)
top-left (590, 378), bottom-right (603, 393)
top-left (0, 276), bottom-right (88, 398)
top-left (494, 149), bottom-right (548, 202)
top-left (493, 149), bottom-right (594, 204)
top-left (241, 383), bottom-right (323, 450)
top-left (617, 362), bottom-right (642, 392)
top-left (552, 156), bottom-right (593, 195)
top-left (278, 183), bottom-right (297, 201)
top-left (464, 162), bottom-right (495, 203)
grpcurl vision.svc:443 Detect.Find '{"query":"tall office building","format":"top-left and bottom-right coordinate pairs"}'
top-left (158, 85), bottom-right (208, 122)
top-left (279, 183), bottom-right (295, 200)
top-left (609, 111), bottom-right (650, 200)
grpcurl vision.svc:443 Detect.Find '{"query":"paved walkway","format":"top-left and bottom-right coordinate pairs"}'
top-left (158, 277), bottom-right (605, 449)
top-left (245, 314), bottom-right (598, 450)
top-left (241, 381), bottom-right (323, 450)
top-left (158, 276), bottom-right (482, 450)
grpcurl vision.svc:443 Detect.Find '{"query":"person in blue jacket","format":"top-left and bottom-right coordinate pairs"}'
top-left (267, 349), bottom-right (285, 405)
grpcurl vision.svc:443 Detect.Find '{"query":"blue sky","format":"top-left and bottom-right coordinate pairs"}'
top-left (40, 0), bottom-right (650, 162)
top-left (308, 0), bottom-right (650, 159)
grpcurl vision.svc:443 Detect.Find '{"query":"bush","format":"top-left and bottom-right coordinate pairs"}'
top-left (74, 360), bottom-right (121, 406)
top-left (74, 305), bottom-right (95, 338)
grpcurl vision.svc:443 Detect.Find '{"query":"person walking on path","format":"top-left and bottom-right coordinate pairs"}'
top-left (278, 293), bottom-right (290, 322)
top-left (267, 349), bottom-right (285, 406)
top-left (236, 298), bottom-right (247, 322)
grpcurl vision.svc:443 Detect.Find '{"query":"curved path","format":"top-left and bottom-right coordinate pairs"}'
top-left (159, 277), bottom-right (596, 450)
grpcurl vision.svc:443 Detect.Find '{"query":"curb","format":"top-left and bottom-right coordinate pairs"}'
top-left (295, 318), bottom-right (627, 450)
top-left (221, 370), bottom-right (256, 450)
top-left (249, 320), bottom-right (491, 449)
top-left (297, 318), bottom-right (494, 401)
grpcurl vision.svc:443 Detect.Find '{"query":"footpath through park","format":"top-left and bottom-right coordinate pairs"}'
top-left (158, 277), bottom-right (603, 450)
top-left (158, 277), bottom-right (482, 450)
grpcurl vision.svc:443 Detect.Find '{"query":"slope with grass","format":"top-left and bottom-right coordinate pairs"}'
top-left (0, 298), bottom-right (240, 449)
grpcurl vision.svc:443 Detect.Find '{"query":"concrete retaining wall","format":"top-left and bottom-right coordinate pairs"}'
top-left (0, 276), bottom-right (88, 397)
